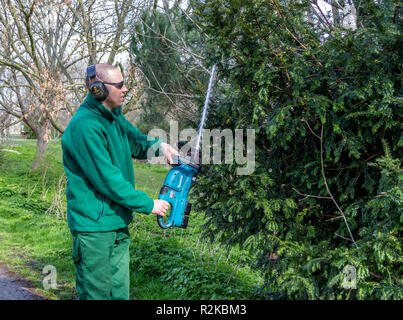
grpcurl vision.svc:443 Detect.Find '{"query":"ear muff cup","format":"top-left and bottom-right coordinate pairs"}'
top-left (89, 81), bottom-right (109, 101)
top-left (87, 64), bottom-right (109, 101)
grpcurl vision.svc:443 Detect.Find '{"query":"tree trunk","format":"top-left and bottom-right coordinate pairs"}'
top-left (31, 122), bottom-right (51, 170)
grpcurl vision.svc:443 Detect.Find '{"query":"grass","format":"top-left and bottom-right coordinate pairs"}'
top-left (0, 139), bottom-right (264, 300)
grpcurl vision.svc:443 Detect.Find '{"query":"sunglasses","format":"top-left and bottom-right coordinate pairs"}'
top-left (103, 80), bottom-right (125, 89)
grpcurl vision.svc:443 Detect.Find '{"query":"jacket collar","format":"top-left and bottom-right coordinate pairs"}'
top-left (82, 93), bottom-right (122, 121)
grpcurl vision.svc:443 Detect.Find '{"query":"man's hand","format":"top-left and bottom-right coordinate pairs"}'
top-left (160, 142), bottom-right (180, 164)
top-left (152, 199), bottom-right (170, 216)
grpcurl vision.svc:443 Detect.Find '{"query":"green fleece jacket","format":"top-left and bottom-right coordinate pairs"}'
top-left (62, 93), bottom-right (162, 232)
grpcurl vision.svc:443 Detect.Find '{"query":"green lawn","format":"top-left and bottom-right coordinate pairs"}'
top-left (0, 140), bottom-right (264, 300)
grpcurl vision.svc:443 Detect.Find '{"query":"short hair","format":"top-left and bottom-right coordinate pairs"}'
top-left (85, 63), bottom-right (119, 88)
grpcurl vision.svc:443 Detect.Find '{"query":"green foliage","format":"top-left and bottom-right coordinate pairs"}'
top-left (130, 235), bottom-right (264, 299)
top-left (0, 150), bottom-right (5, 167)
top-left (190, 0), bottom-right (402, 299)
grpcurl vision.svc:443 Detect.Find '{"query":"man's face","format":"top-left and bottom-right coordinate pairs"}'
top-left (102, 69), bottom-right (128, 110)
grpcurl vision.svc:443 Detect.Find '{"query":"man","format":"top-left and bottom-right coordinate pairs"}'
top-left (61, 63), bottom-right (178, 300)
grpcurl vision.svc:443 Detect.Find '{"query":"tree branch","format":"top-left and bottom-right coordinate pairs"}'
top-left (319, 114), bottom-right (358, 248)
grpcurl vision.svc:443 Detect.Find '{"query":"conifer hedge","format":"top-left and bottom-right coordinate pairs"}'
top-left (191, 0), bottom-right (402, 299)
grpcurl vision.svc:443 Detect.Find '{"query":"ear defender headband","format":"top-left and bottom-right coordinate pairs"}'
top-left (86, 64), bottom-right (108, 101)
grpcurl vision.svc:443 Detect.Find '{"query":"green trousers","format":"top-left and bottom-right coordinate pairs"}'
top-left (71, 227), bottom-right (130, 300)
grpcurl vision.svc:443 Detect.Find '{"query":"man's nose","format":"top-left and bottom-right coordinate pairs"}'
top-left (122, 85), bottom-right (128, 93)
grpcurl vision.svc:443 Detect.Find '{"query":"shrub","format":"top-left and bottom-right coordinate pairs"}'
top-left (191, 0), bottom-right (402, 299)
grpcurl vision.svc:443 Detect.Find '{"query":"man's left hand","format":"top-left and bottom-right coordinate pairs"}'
top-left (160, 142), bottom-right (180, 164)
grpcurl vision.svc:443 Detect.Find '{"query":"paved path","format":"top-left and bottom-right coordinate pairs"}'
top-left (0, 265), bottom-right (45, 300)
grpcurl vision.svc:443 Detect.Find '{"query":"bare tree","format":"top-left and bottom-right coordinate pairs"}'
top-left (0, 0), bottom-right (152, 169)
top-left (309, 0), bottom-right (357, 30)
top-left (129, 0), bottom-right (212, 125)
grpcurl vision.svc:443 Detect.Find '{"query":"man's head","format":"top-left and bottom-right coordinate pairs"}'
top-left (86, 63), bottom-right (128, 110)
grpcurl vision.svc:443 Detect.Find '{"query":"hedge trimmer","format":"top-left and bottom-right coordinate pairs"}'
top-left (157, 64), bottom-right (217, 229)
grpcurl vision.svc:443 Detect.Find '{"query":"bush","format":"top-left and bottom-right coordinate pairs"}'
top-left (191, 0), bottom-right (402, 299)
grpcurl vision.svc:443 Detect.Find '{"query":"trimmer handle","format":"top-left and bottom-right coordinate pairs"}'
top-left (156, 193), bottom-right (176, 229)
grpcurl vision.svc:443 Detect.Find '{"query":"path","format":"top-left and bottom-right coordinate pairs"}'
top-left (0, 265), bottom-right (45, 300)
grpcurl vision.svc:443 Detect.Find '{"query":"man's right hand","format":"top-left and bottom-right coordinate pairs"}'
top-left (152, 199), bottom-right (170, 216)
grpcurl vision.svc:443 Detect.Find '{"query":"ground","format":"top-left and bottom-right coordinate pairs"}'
top-left (0, 264), bottom-right (45, 300)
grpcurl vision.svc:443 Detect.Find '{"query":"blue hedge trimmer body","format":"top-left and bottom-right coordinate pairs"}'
top-left (157, 156), bottom-right (200, 229)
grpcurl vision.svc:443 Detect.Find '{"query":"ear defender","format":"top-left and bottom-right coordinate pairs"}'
top-left (86, 64), bottom-right (108, 101)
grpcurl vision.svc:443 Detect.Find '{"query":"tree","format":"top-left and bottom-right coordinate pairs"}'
top-left (191, 0), bottom-right (402, 299)
top-left (0, 0), bottom-right (150, 169)
top-left (129, 0), bottom-right (210, 133)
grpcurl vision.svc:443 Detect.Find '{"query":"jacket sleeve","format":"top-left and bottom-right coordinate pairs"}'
top-left (122, 116), bottom-right (163, 160)
top-left (70, 124), bottom-right (154, 214)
